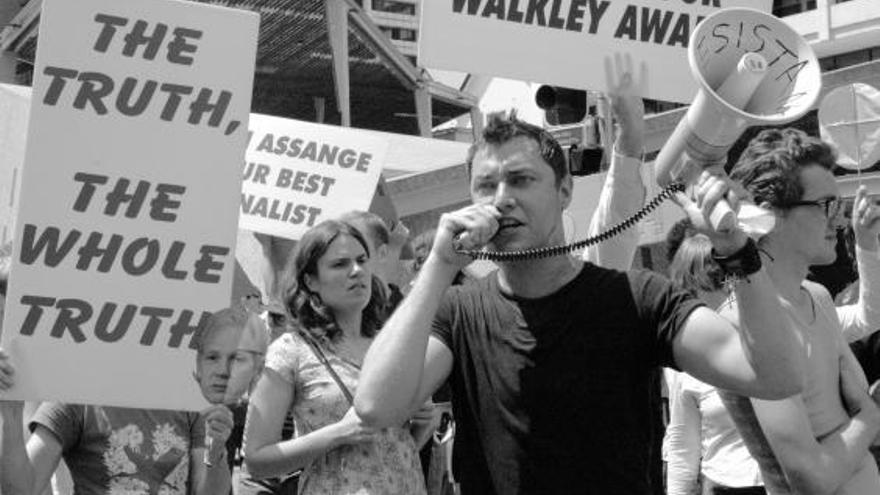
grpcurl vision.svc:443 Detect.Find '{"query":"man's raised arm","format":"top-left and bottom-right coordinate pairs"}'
top-left (673, 173), bottom-right (805, 399)
top-left (355, 205), bottom-right (496, 427)
top-left (584, 67), bottom-right (646, 270)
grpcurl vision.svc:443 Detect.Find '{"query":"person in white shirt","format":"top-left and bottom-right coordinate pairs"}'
top-left (664, 227), bottom-right (765, 495)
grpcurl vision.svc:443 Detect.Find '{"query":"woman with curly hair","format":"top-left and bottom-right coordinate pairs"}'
top-left (243, 219), bottom-right (428, 495)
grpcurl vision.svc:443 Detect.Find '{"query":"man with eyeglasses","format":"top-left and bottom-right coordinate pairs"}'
top-left (718, 128), bottom-right (880, 494)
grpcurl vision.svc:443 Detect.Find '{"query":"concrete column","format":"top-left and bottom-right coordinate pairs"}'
top-left (414, 86), bottom-right (432, 137)
top-left (325, 0), bottom-right (351, 126)
top-left (470, 107), bottom-right (484, 140)
top-left (816, 0), bottom-right (831, 42)
top-left (314, 96), bottom-right (326, 123)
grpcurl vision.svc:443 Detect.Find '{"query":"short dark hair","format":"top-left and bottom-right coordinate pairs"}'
top-left (466, 110), bottom-right (567, 185)
top-left (338, 210), bottom-right (390, 247)
top-left (282, 220), bottom-right (387, 343)
top-left (730, 128), bottom-right (837, 208)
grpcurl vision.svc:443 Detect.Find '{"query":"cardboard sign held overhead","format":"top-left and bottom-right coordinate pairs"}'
top-left (420, 0), bottom-right (772, 103)
top-left (239, 114), bottom-right (388, 240)
top-left (1, 0), bottom-right (259, 411)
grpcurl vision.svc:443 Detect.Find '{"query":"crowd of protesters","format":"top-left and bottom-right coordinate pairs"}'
top-left (2, 68), bottom-right (880, 495)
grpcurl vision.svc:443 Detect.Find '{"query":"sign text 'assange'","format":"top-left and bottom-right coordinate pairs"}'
top-left (1, 0), bottom-right (259, 411)
top-left (239, 114), bottom-right (388, 240)
top-left (421, 0), bottom-right (772, 103)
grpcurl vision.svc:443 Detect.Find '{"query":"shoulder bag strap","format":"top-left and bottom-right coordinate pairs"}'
top-left (298, 330), bottom-right (355, 406)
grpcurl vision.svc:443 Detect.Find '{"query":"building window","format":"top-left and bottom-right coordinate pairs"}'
top-left (773, 0), bottom-right (817, 17)
top-left (643, 99), bottom-right (685, 115)
top-left (396, 28), bottom-right (417, 41)
top-left (372, 0), bottom-right (416, 16)
top-left (819, 47), bottom-right (879, 72)
top-left (379, 26), bottom-right (418, 42)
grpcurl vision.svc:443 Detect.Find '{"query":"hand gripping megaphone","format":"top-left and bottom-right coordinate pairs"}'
top-left (655, 7), bottom-right (822, 230)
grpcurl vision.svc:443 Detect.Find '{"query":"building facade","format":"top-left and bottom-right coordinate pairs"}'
top-left (355, 0), bottom-right (420, 65)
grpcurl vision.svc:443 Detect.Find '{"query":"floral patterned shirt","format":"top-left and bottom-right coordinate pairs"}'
top-left (265, 332), bottom-right (426, 495)
top-left (31, 404), bottom-right (203, 494)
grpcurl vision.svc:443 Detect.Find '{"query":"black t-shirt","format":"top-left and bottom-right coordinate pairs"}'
top-left (431, 263), bottom-right (702, 495)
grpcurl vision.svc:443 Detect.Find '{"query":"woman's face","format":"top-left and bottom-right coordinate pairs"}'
top-left (305, 234), bottom-right (372, 317)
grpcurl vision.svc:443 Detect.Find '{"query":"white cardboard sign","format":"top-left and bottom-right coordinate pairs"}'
top-left (0, 0), bottom-right (259, 411)
top-left (420, 0), bottom-right (773, 103)
top-left (239, 114), bottom-right (388, 240)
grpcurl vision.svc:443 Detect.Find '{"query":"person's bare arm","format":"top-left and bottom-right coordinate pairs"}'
top-left (585, 57), bottom-right (646, 270)
top-left (748, 356), bottom-right (879, 494)
top-left (665, 377), bottom-right (702, 495)
top-left (1, 350), bottom-right (63, 495)
top-left (673, 173), bottom-right (804, 399)
top-left (0, 402), bottom-right (64, 495)
top-left (243, 369), bottom-right (382, 479)
top-left (356, 203), bottom-right (494, 427)
top-left (190, 405), bottom-right (233, 495)
top-left (837, 186), bottom-right (880, 342)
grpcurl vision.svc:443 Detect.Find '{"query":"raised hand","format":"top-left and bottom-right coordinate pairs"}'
top-left (674, 167), bottom-right (750, 255)
top-left (604, 52), bottom-right (647, 158)
top-left (852, 185), bottom-right (880, 251)
top-left (432, 203), bottom-right (501, 269)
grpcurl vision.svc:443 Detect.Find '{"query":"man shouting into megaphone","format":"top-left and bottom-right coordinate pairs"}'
top-left (351, 69), bottom-right (807, 494)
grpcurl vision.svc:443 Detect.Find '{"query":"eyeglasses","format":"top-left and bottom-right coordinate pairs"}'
top-left (783, 197), bottom-right (842, 219)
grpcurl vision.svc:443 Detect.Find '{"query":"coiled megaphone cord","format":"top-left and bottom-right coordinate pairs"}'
top-left (456, 182), bottom-right (686, 262)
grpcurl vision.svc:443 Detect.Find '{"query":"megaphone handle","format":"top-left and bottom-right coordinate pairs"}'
top-left (204, 436), bottom-right (214, 466)
top-left (710, 200), bottom-right (737, 232)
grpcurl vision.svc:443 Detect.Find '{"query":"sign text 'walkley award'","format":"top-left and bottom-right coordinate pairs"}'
top-left (420, 0), bottom-right (774, 103)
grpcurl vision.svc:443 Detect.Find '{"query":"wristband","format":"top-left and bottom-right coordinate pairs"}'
top-left (712, 238), bottom-right (762, 279)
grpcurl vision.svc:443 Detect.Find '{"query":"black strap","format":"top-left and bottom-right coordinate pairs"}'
top-left (298, 331), bottom-right (355, 406)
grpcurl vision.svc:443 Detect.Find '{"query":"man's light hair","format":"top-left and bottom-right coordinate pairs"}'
top-left (193, 305), bottom-right (269, 356)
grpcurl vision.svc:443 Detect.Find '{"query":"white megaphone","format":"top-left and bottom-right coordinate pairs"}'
top-left (655, 7), bottom-right (822, 231)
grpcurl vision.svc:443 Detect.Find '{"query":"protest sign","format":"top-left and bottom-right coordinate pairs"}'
top-left (239, 114), bottom-right (389, 240)
top-left (0, 0), bottom-right (259, 411)
top-left (420, 0), bottom-right (773, 103)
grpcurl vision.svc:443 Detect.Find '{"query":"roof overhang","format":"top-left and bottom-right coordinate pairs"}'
top-left (0, 0), bottom-right (478, 135)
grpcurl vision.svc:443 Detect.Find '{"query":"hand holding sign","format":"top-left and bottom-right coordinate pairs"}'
top-left (201, 404), bottom-right (234, 467)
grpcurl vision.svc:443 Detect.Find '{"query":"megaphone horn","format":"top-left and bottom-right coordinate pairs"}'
top-left (655, 7), bottom-right (821, 230)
